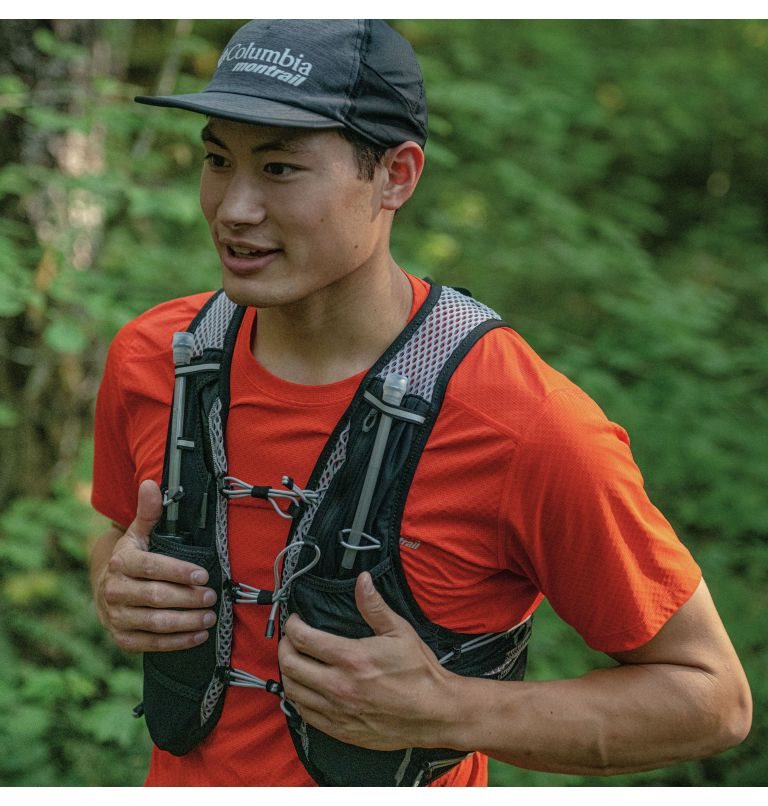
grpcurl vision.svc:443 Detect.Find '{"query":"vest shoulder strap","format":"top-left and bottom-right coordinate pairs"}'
top-left (284, 282), bottom-right (504, 563)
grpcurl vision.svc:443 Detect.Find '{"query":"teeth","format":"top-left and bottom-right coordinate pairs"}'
top-left (231, 246), bottom-right (260, 257)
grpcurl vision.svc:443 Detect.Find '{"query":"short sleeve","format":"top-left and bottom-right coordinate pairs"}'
top-left (501, 386), bottom-right (701, 653)
top-left (91, 293), bottom-right (214, 529)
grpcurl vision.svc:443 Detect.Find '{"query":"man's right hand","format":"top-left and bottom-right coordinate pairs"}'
top-left (92, 479), bottom-right (218, 653)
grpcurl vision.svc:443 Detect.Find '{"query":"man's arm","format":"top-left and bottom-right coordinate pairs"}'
top-left (449, 577), bottom-right (752, 774)
top-left (278, 574), bottom-right (751, 776)
top-left (90, 479), bottom-right (218, 653)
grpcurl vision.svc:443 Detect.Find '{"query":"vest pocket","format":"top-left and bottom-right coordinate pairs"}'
top-left (302, 728), bottom-right (421, 786)
top-left (287, 556), bottom-right (395, 638)
top-left (284, 558), bottom-right (471, 785)
top-left (141, 531), bottom-right (224, 755)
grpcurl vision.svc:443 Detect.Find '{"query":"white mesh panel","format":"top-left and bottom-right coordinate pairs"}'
top-left (378, 287), bottom-right (500, 401)
top-left (193, 293), bottom-right (239, 357)
top-left (201, 397), bottom-right (233, 725)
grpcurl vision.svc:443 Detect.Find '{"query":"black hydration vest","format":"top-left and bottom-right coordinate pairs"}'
top-left (141, 282), bottom-right (532, 786)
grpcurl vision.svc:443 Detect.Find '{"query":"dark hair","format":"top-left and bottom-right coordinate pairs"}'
top-left (338, 128), bottom-right (388, 181)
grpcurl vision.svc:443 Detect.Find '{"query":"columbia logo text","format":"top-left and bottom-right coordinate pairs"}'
top-left (219, 43), bottom-right (312, 87)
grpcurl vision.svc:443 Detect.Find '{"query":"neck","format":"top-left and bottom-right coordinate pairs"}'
top-left (252, 260), bottom-right (413, 385)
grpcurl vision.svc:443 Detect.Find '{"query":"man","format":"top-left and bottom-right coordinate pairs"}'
top-left (89, 20), bottom-right (751, 786)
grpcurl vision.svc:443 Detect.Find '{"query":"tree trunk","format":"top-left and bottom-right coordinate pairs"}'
top-left (0, 21), bottom-right (116, 507)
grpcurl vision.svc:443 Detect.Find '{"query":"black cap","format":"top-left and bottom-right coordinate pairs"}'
top-left (135, 19), bottom-right (427, 147)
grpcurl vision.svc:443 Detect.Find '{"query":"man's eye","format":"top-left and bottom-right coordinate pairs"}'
top-left (264, 163), bottom-right (296, 177)
top-left (204, 152), bottom-right (228, 169)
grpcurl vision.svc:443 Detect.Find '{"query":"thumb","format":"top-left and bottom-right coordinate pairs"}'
top-left (355, 572), bottom-right (404, 636)
top-left (127, 479), bottom-right (164, 544)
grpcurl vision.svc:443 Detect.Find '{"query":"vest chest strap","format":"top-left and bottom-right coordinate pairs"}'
top-left (219, 474), bottom-right (321, 519)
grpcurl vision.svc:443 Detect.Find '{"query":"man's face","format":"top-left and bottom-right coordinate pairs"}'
top-left (199, 118), bottom-right (390, 310)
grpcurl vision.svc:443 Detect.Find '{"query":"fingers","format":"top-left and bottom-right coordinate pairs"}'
top-left (102, 569), bottom-right (218, 652)
top-left (279, 626), bottom-right (357, 738)
top-left (279, 614), bottom-right (381, 718)
top-left (279, 618), bottom-right (335, 683)
top-left (280, 672), bottom-right (334, 720)
top-left (281, 613), bottom-right (355, 665)
top-left (110, 600), bottom-right (216, 633)
top-left (278, 614), bottom-right (417, 751)
top-left (107, 603), bottom-right (216, 652)
top-left (109, 543), bottom-right (209, 587)
top-left (111, 624), bottom-right (214, 654)
top-left (103, 569), bottom-right (216, 610)
top-left (99, 479), bottom-right (218, 653)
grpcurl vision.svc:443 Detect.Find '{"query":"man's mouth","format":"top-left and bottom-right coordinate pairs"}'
top-left (227, 245), bottom-right (279, 258)
top-left (220, 241), bottom-right (283, 275)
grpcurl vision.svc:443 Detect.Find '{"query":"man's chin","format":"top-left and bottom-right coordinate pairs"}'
top-left (220, 274), bottom-right (286, 310)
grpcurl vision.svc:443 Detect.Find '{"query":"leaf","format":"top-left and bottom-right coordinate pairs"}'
top-left (43, 317), bottom-right (89, 354)
top-left (80, 700), bottom-right (144, 748)
top-left (3, 570), bottom-right (60, 606)
top-left (0, 403), bottom-right (19, 428)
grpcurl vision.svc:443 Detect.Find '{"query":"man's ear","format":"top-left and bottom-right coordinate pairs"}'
top-left (380, 141), bottom-right (425, 211)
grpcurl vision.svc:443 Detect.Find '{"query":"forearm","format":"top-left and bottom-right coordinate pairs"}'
top-left (444, 661), bottom-right (744, 776)
top-left (280, 576), bottom-right (750, 772)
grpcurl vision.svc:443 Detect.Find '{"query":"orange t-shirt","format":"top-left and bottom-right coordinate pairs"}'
top-left (92, 273), bottom-right (700, 786)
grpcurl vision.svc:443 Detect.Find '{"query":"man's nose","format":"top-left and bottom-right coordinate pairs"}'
top-left (217, 174), bottom-right (267, 228)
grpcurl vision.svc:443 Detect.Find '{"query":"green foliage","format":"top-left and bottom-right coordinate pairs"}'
top-left (0, 19), bottom-right (766, 786)
top-left (0, 472), bottom-right (152, 785)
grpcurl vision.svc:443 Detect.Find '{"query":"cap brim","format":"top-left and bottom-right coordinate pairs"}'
top-left (134, 91), bottom-right (343, 130)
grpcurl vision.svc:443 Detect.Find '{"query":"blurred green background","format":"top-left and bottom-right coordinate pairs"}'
top-left (0, 19), bottom-right (766, 786)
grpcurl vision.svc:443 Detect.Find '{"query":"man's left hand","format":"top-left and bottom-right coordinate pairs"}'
top-left (278, 571), bottom-right (458, 751)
